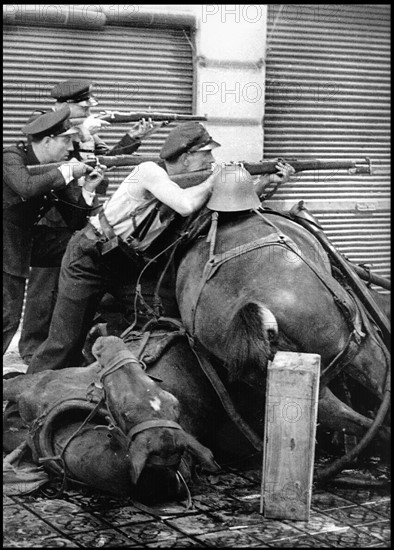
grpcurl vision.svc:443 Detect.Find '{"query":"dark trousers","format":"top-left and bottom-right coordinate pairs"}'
top-left (28, 228), bottom-right (138, 374)
top-left (3, 226), bottom-right (72, 356)
top-left (3, 272), bottom-right (25, 355)
top-left (18, 267), bottom-right (60, 363)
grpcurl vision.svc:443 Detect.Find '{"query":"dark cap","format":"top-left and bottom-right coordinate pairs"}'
top-left (160, 122), bottom-right (220, 161)
top-left (50, 79), bottom-right (98, 106)
top-left (26, 109), bottom-right (48, 123)
top-left (21, 105), bottom-right (79, 139)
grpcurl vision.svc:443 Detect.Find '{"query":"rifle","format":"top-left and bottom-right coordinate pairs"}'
top-left (26, 155), bottom-right (165, 176)
top-left (98, 111), bottom-right (207, 124)
top-left (26, 156), bottom-right (372, 187)
top-left (244, 158), bottom-right (372, 176)
top-left (167, 158), bottom-right (373, 189)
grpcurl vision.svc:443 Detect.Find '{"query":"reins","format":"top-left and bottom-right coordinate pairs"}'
top-left (124, 208), bottom-right (369, 457)
top-left (186, 334), bottom-right (265, 452)
top-left (120, 231), bottom-right (187, 339)
top-left (181, 207), bottom-right (390, 482)
top-left (188, 207), bottom-right (365, 386)
top-left (35, 349), bottom-right (188, 504)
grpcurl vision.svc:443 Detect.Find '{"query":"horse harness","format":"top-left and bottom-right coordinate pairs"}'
top-left (188, 207), bottom-right (367, 390)
top-left (121, 207), bottom-right (369, 454)
top-left (31, 349), bottom-right (185, 497)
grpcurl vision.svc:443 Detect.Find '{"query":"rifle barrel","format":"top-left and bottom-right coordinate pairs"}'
top-left (99, 111), bottom-right (207, 123)
top-left (94, 155), bottom-right (165, 168)
top-left (243, 159), bottom-right (370, 175)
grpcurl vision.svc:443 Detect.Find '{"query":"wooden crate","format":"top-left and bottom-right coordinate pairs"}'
top-left (260, 351), bottom-right (320, 521)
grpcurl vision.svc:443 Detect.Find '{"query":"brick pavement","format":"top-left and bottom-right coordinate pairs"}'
top-left (3, 468), bottom-right (391, 548)
top-left (3, 332), bottom-right (391, 548)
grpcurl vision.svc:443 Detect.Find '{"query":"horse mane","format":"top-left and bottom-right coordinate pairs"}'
top-left (225, 301), bottom-right (278, 384)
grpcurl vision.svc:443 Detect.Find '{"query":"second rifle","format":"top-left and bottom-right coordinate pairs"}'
top-left (27, 156), bottom-right (372, 186)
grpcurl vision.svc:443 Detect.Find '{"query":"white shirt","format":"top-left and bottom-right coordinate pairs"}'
top-left (90, 167), bottom-right (171, 251)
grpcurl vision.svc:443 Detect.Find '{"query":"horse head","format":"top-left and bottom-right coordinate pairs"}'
top-left (91, 336), bottom-right (219, 485)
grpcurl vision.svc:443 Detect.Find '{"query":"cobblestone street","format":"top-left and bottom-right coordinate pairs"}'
top-left (3, 468), bottom-right (391, 547)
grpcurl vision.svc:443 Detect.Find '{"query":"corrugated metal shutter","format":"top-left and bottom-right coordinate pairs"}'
top-left (3, 23), bottom-right (194, 195)
top-left (264, 4), bottom-right (390, 289)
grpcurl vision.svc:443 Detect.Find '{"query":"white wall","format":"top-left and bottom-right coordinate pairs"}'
top-left (103, 4), bottom-right (268, 162)
top-left (191, 4), bottom-right (268, 162)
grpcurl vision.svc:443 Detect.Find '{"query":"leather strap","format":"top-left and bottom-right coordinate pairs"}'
top-left (98, 210), bottom-right (116, 240)
top-left (98, 350), bottom-right (141, 382)
top-left (127, 419), bottom-right (183, 440)
top-left (133, 204), bottom-right (159, 241)
top-left (190, 209), bottom-right (363, 383)
top-left (187, 335), bottom-right (264, 452)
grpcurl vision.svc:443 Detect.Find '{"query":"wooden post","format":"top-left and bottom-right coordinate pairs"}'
top-left (260, 351), bottom-right (320, 521)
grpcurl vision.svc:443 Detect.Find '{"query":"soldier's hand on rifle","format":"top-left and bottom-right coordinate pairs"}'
top-left (60, 157), bottom-right (94, 181)
top-left (83, 164), bottom-right (107, 193)
top-left (80, 114), bottom-right (111, 138)
top-left (127, 117), bottom-right (164, 140)
top-left (269, 160), bottom-right (296, 184)
top-left (253, 160), bottom-right (295, 197)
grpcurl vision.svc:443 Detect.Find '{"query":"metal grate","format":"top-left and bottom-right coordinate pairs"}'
top-left (264, 4), bottom-right (390, 283)
top-left (3, 23), bottom-right (194, 196)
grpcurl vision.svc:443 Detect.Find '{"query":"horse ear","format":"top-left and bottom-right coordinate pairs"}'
top-left (128, 433), bottom-right (150, 484)
top-left (180, 432), bottom-right (220, 473)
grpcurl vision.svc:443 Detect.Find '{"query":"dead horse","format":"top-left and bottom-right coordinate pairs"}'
top-left (175, 208), bottom-right (390, 442)
top-left (3, 336), bottom-right (219, 499)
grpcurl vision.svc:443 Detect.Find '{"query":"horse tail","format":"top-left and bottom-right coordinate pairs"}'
top-left (225, 301), bottom-right (278, 383)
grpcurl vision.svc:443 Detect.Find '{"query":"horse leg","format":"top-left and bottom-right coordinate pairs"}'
top-left (318, 386), bottom-right (390, 443)
top-left (345, 333), bottom-right (390, 401)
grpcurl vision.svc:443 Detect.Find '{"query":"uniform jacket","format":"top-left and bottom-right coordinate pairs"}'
top-left (73, 132), bottom-right (141, 158)
top-left (3, 142), bottom-right (99, 277)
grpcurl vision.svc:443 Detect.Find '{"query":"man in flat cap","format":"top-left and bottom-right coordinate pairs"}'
top-left (18, 78), bottom-right (162, 365)
top-left (3, 106), bottom-right (104, 356)
top-left (27, 122), bottom-right (221, 373)
top-left (28, 121), bottom-right (294, 374)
